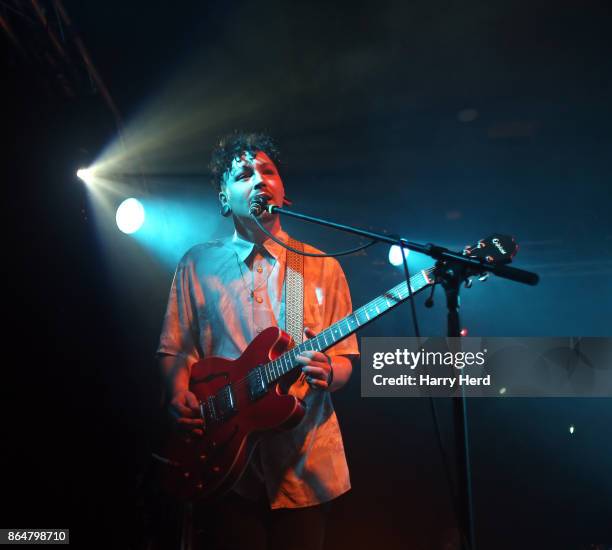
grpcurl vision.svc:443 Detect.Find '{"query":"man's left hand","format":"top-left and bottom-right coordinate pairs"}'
top-left (296, 327), bottom-right (333, 390)
top-left (297, 350), bottom-right (332, 390)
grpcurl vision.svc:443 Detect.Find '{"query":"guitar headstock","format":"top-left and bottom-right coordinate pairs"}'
top-left (463, 234), bottom-right (518, 265)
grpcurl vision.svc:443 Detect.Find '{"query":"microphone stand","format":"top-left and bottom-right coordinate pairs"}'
top-left (266, 204), bottom-right (539, 550)
top-left (267, 205), bottom-right (538, 286)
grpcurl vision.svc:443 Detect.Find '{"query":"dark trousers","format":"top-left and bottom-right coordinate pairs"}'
top-left (194, 491), bottom-right (331, 550)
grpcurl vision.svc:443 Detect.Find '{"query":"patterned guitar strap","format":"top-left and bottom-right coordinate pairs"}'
top-left (285, 236), bottom-right (304, 347)
top-left (285, 237), bottom-right (306, 392)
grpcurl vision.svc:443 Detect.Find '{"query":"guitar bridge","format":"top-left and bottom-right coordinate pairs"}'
top-left (215, 384), bottom-right (237, 419)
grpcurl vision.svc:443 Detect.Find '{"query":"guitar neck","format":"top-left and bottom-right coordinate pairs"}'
top-left (263, 267), bottom-right (435, 383)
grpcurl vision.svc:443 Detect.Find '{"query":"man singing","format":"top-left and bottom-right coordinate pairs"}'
top-left (156, 131), bottom-right (359, 550)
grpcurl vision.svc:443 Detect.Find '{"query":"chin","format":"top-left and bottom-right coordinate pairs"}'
top-left (260, 208), bottom-right (278, 220)
top-left (259, 212), bottom-right (275, 224)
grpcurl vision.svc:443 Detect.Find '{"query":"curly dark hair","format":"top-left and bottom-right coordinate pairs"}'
top-left (209, 131), bottom-right (281, 191)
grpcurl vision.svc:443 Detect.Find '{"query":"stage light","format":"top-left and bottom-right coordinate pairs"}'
top-left (569, 424), bottom-right (575, 435)
top-left (116, 198), bottom-right (145, 234)
top-left (76, 167), bottom-right (95, 184)
top-left (388, 245), bottom-right (410, 266)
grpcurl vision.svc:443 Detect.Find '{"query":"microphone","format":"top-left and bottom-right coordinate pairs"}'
top-left (249, 195), bottom-right (269, 216)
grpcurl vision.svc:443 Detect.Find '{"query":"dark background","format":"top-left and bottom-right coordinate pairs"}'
top-left (2, 0), bottom-right (611, 548)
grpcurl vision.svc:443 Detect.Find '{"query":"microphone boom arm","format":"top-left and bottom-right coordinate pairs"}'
top-left (265, 205), bottom-right (539, 285)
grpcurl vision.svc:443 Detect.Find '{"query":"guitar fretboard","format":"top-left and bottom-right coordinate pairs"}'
top-left (260, 267), bottom-right (435, 384)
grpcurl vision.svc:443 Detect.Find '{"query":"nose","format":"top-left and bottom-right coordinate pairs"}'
top-left (252, 170), bottom-right (266, 190)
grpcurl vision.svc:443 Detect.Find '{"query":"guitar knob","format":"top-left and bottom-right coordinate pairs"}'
top-left (212, 466), bottom-right (221, 473)
top-left (464, 278), bottom-right (473, 289)
top-left (183, 471), bottom-right (191, 479)
top-left (478, 273), bottom-right (489, 282)
top-left (199, 454), bottom-right (207, 461)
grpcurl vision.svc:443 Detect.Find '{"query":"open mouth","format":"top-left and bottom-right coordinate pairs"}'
top-left (251, 193), bottom-right (273, 206)
top-left (252, 193), bottom-right (272, 201)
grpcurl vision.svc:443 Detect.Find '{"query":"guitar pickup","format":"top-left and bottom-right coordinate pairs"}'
top-left (247, 366), bottom-right (267, 401)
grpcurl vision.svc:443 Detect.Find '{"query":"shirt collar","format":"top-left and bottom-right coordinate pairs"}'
top-left (230, 229), bottom-right (289, 263)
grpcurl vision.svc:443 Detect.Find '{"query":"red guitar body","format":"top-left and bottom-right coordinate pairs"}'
top-left (156, 327), bottom-right (305, 502)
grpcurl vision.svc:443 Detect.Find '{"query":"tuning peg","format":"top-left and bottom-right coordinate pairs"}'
top-left (478, 273), bottom-right (489, 282)
top-left (464, 278), bottom-right (473, 288)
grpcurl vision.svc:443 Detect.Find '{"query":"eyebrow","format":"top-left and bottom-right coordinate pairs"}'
top-left (231, 161), bottom-right (276, 176)
top-left (231, 163), bottom-right (253, 176)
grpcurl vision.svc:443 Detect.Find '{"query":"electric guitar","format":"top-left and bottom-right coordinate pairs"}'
top-left (154, 234), bottom-right (518, 501)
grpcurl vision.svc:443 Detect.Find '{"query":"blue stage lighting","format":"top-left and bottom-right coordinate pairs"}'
top-left (388, 244), bottom-right (410, 266)
top-left (116, 198), bottom-right (145, 234)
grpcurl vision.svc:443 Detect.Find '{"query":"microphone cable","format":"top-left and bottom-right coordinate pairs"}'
top-left (251, 210), bottom-right (377, 258)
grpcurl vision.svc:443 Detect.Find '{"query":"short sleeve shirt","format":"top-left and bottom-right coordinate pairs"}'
top-left (156, 229), bottom-right (359, 509)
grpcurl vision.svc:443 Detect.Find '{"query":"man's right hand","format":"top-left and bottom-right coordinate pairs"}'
top-left (168, 390), bottom-right (204, 436)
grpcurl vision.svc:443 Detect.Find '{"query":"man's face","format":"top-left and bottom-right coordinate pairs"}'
top-left (220, 151), bottom-right (285, 220)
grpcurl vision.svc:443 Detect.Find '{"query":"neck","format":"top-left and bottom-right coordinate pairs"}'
top-left (234, 215), bottom-right (282, 245)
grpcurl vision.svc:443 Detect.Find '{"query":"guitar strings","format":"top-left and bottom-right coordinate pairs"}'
top-left (228, 267), bottom-right (434, 394)
top-left (223, 267), bottom-right (436, 395)
top-left (227, 268), bottom-right (435, 393)
top-left (227, 239), bottom-right (500, 393)
top-left (226, 237), bottom-right (504, 394)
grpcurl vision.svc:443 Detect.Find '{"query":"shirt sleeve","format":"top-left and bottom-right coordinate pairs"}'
top-left (156, 254), bottom-right (201, 369)
top-left (323, 259), bottom-right (360, 359)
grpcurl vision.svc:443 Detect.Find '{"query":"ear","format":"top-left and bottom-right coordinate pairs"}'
top-left (219, 191), bottom-right (232, 218)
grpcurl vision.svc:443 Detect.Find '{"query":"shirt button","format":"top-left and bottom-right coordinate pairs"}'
top-left (256, 327), bottom-right (262, 333)
top-left (255, 296), bottom-right (263, 303)
top-left (256, 265), bottom-right (263, 273)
